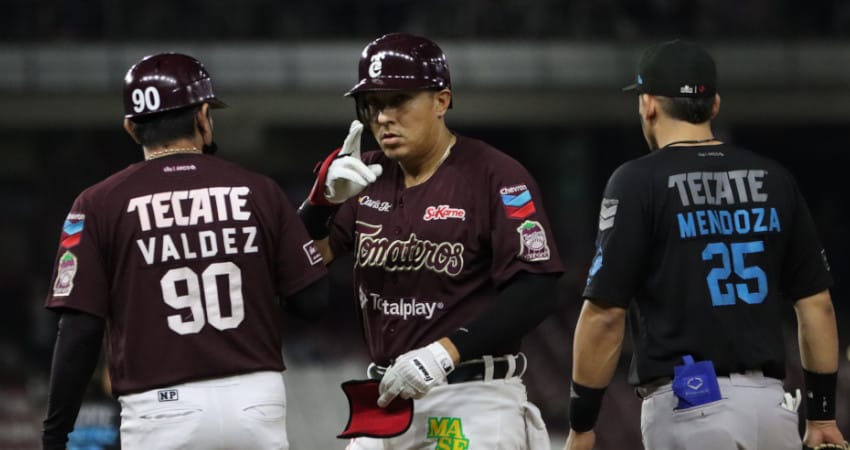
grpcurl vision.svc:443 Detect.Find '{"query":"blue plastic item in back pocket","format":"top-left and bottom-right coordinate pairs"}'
top-left (672, 355), bottom-right (722, 409)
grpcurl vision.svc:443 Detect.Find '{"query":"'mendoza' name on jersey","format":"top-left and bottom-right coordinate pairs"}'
top-left (127, 187), bottom-right (258, 265)
top-left (668, 170), bottom-right (781, 239)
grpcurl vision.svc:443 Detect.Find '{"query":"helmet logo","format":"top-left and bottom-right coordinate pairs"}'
top-left (131, 86), bottom-right (162, 113)
top-left (368, 54), bottom-right (385, 79)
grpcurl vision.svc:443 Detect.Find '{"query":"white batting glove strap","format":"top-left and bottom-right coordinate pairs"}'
top-left (377, 342), bottom-right (454, 408)
top-left (324, 120), bottom-right (383, 204)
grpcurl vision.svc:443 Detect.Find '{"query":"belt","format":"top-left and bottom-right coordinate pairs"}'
top-left (635, 369), bottom-right (771, 399)
top-left (368, 353), bottom-right (527, 384)
top-left (635, 377), bottom-right (672, 400)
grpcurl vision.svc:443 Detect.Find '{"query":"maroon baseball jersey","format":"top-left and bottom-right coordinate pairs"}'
top-left (45, 153), bottom-right (327, 395)
top-left (329, 135), bottom-right (564, 365)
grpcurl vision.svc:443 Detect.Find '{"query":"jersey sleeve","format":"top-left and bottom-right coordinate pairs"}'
top-left (273, 184), bottom-right (328, 298)
top-left (328, 197), bottom-right (357, 257)
top-left (780, 178), bottom-right (833, 301)
top-left (488, 159), bottom-right (564, 287)
top-left (45, 191), bottom-right (111, 318)
top-left (582, 163), bottom-right (652, 308)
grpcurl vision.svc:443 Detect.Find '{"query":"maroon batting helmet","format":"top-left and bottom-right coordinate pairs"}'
top-left (123, 52), bottom-right (227, 119)
top-left (346, 33), bottom-right (451, 97)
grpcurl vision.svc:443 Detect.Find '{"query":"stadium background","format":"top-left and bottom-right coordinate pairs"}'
top-left (0, 1), bottom-right (848, 448)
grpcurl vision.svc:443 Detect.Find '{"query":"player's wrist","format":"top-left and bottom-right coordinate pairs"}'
top-left (426, 341), bottom-right (455, 375)
top-left (297, 200), bottom-right (339, 240)
top-left (569, 380), bottom-right (606, 433)
top-left (803, 369), bottom-right (838, 421)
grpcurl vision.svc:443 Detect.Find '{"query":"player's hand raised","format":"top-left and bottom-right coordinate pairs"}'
top-left (377, 342), bottom-right (455, 407)
top-left (306, 120), bottom-right (383, 206)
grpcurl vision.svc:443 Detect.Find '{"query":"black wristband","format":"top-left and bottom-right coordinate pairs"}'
top-left (297, 199), bottom-right (339, 240)
top-left (803, 369), bottom-right (838, 421)
top-left (569, 381), bottom-right (606, 432)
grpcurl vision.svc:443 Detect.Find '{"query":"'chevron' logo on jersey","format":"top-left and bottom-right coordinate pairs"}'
top-left (500, 184), bottom-right (536, 219)
top-left (598, 198), bottom-right (619, 231)
top-left (61, 213), bottom-right (86, 248)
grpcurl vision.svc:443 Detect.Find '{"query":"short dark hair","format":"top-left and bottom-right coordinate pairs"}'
top-left (657, 96), bottom-right (715, 124)
top-left (130, 106), bottom-right (199, 147)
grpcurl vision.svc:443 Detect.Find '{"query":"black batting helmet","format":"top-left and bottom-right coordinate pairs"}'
top-left (123, 52), bottom-right (227, 119)
top-left (346, 33), bottom-right (451, 97)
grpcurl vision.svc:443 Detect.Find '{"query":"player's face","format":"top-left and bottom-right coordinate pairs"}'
top-left (358, 90), bottom-right (445, 161)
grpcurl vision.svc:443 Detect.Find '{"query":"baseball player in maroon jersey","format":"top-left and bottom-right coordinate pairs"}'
top-left (297, 33), bottom-right (565, 449)
top-left (42, 53), bottom-right (328, 450)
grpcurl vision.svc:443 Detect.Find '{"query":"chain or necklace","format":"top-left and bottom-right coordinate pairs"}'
top-left (146, 147), bottom-right (200, 160)
top-left (661, 137), bottom-right (720, 149)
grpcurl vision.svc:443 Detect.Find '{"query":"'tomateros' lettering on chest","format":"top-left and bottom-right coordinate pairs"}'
top-left (355, 222), bottom-right (464, 276)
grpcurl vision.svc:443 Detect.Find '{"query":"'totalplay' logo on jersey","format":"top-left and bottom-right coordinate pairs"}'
top-left (499, 184), bottom-right (536, 219)
top-left (423, 205), bottom-right (466, 221)
top-left (427, 417), bottom-right (469, 449)
top-left (358, 286), bottom-right (444, 320)
top-left (358, 195), bottom-right (392, 212)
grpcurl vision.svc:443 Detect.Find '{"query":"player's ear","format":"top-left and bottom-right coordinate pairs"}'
top-left (434, 89), bottom-right (451, 119)
top-left (196, 104), bottom-right (213, 144)
top-left (639, 94), bottom-right (657, 122)
top-left (710, 93), bottom-right (721, 120)
top-left (123, 118), bottom-right (141, 144)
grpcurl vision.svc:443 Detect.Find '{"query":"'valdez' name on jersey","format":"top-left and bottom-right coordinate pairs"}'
top-left (127, 186), bottom-right (259, 264)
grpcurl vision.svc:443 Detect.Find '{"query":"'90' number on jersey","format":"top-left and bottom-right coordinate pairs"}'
top-left (131, 86), bottom-right (161, 113)
top-left (161, 262), bottom-right (245, 335)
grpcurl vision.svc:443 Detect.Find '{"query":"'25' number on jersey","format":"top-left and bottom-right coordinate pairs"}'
top-left (161, 262), bottom-right (245, 335)
top-left (702, 241), bottom-right (767, 306)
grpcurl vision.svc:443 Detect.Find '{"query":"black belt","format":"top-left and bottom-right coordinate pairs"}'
top-left (368, 354), bottom-right (526, 385)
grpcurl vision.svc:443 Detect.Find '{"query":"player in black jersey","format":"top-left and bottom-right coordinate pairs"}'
top-left (564, 40), bottom-right (846, 450)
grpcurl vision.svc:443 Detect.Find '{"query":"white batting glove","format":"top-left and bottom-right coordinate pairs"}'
top-left (324, 120), bottom-right (383, 204)
top-left (378, 342), bottom-right (455, 407)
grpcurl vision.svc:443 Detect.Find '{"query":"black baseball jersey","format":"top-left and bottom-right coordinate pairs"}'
top-left (583, 144), bottom-right (832, 385)
top-left (329, 135), bottom-right (565, 365)
top-left (45, 153), bottom-right (327, 395)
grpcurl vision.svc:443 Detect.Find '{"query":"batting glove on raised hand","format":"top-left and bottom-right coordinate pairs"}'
top-left (307, 120), bottom-right (383, 206)
top-left (378, 342), bottom-right (455, 408)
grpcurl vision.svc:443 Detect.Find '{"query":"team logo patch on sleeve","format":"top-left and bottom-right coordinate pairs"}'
top-left (61, 213), bottom-right (85, 248)
top-left (516, 220), bottom-right (550, 262)
top-left (53, 251), bottom-right (78, 297)
top-left (499, 184), bottom-right (537, 219)
top-left (302, 241), bottom-right (323, 266)
top-left (598, 198), bottom-right (619, 231)
top-left (586, 246), bottom-right (603, 285)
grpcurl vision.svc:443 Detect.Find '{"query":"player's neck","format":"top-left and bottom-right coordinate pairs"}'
top-left (143, 139), bottom-right (203, 160)
top-left (401, 131), bottom-right (456, 187)
top-left (656, 121), bottom-right (718, 149)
